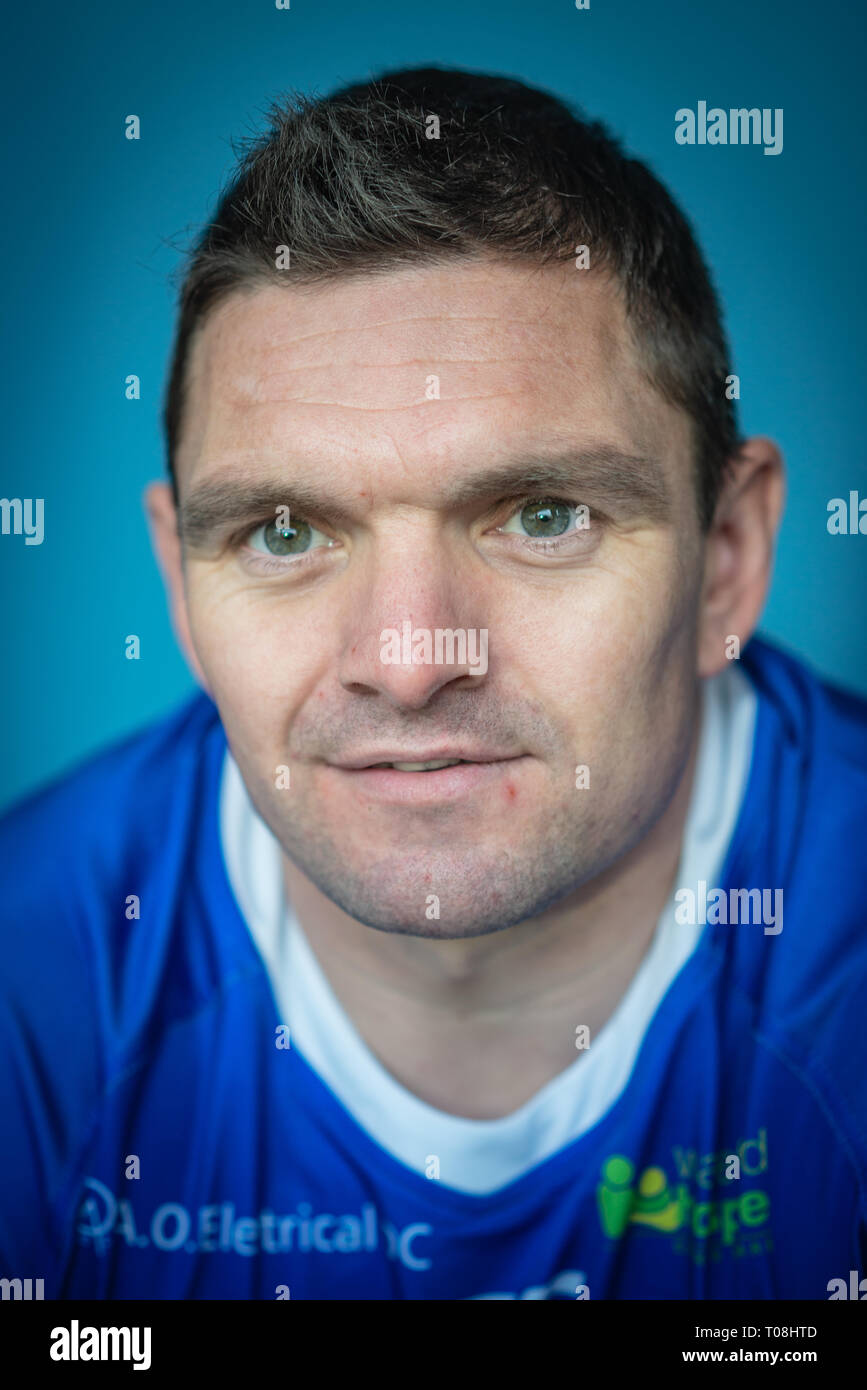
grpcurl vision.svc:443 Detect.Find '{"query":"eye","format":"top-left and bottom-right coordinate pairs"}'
top-left (247, 516), bottom-right (333, 559)
top-left (500, 497), bottom-right (590, 540)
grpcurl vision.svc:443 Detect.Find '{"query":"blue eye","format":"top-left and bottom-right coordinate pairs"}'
top-left (248, 518), bottom-right (332, 558)
top-left (501, 498), bottom-right (587, 538)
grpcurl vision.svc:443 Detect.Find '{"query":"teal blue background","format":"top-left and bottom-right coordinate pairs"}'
top-left (2, 0), bottom-right (865, 810)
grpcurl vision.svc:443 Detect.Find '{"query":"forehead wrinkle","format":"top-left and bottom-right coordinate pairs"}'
top-left (203, 298), bottom-right (607, 380)
top-left (217, 393), bottom-right (526, 415)
top-left (249, 355), bottom-right (546, 378)
top-left (215, 343), bottom-right (586, 392)
top-left (207, 304), bottom-right (575, 354)
top-left (188, 277), bottom-right (640, 445)
top-left (221, 355), bottom-right (585, 413)
top-left (208, 345), bottom-right (606, 418)
top-left (179, 272), bottom-right (679, 503)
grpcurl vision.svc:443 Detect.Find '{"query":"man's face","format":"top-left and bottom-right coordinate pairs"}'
top-left (171, 260), bottom-right (705, 935)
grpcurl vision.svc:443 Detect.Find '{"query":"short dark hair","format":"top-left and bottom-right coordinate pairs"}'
top-left (164, 66), bottom-right (741, 528)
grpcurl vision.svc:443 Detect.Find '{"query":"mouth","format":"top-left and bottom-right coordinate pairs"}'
top-left (325, 753), bottom-right (529, 804)
top-left (364, 758), bottom-right (474, 772)
top-left (335, 747), bottom-right (518, 770)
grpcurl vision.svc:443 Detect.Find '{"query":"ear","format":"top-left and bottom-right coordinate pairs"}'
top-left (697, 436), bottom-right (785, 678)
top-left (145, 481), bottom-right (211, 693)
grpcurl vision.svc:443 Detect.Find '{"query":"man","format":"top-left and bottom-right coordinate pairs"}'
top-left (1, 67), bottom-right (865, 1301)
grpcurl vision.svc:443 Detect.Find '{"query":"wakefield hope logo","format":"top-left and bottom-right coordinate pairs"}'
top-left (597, 1128), bottom-right (772, 1261)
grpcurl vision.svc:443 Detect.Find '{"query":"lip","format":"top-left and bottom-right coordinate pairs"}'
top-left (326, 755), bottom-right (529, 804)
top-left (332, 748), bottom-right (518, 770)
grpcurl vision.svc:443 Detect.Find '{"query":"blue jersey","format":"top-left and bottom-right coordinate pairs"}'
top-left (2, 637), bottom-right (866, 1300)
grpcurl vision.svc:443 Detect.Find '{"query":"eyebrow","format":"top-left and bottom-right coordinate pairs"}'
top-left (179, 479), bottom-right (356, 547)
top-left (445, 447), bottom-right (670, 517)
top-left (178, 444), bottom-right (671, 547)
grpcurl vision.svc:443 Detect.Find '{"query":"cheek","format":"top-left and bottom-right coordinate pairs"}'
top-left (185, 582), bottom-right (309, 740)
top-left (523, 552), bottom-right (696, 762)
top-left (511, 566), bottom-right (662, 708)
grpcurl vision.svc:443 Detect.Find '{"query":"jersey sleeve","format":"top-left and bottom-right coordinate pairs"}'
top-left (0, 795), bottom-right (105, 1292)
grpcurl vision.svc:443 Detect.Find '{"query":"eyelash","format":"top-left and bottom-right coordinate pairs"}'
top-left (495, 496), bottom-right (597, 550)
top-left (235, 495), bottom-right (598, 571)
top-left (235, 518), bottom-right (333, 573)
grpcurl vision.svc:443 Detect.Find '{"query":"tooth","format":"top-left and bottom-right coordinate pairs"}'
top-left (391, 759), bottom-right (462, 771)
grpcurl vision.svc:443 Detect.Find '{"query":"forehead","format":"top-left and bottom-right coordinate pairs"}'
top-left (176, 259), bottom-right (691, 497)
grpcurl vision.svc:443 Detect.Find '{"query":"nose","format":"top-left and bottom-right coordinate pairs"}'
top-left (336, 536), bottom-right (490, 710)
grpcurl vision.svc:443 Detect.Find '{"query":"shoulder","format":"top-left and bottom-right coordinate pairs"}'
top-left (732, 638), bottom-right (867, 1182)
top-left (0, 691), bottom-right (223, 917)
top-left (0, 689), bottom-right (226, 1050)
top-left (742, 635), bottom-right (867, 769)
top-left (738, 637), bottom-right (867, 880)
top-left (1, 690), bottom-right (222, 854)
top-left (0, 691), bottom-right (226, 1267)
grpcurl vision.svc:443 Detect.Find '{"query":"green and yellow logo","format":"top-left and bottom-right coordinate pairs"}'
top-left (597, 1143), bottom-right (771, 1260)
top-left (598, 1156), bottom-right (685, 1236)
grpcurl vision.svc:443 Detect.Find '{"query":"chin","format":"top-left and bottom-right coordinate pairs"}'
top-left (299, 851), bottom-right (583, 938)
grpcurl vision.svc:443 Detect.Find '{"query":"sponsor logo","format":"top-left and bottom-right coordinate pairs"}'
top-left (597, 1129), bottom-right (772, 1264)
top-left (467, 1268), bottom-right (588, 1300)
top-left (76, 1178), bottom-right (433, 1271)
